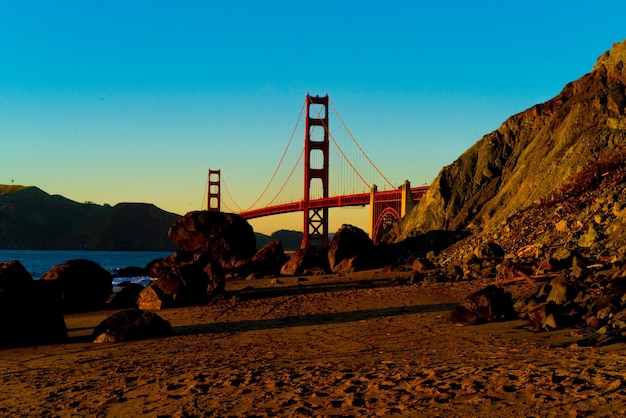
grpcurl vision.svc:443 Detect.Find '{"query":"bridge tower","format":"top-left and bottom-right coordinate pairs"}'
top-left (302, 94), bottom-right (329, 248)
top-left (207, 169), bottom-right (221, 212)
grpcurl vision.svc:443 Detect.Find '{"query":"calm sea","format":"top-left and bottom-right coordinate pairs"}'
top-left (0, 249), bottom-right (172, 282)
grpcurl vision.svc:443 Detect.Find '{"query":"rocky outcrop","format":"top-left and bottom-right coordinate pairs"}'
top-left (0, 261), bottom-right (67, 347)
top-left (40, 259), bottom-right (113, 312)
top-left (168, 211), bottom-right (256, 270)
top-left (395, 40), bottom-right (626, 241)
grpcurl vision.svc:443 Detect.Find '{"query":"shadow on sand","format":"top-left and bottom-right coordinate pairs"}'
top-left (174, 276), bottom-right (456, 336)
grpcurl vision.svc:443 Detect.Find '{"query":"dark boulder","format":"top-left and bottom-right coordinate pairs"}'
top-left (328, 224), bottom-right (378, 273)
top-left (0, 261), bottom-right (67, 347)
top-left (280, 246), bottom-right (330, 276)
top-left (92, 309), bottom-right (172, 343)
top-left (167, 211), bottom-right (256, 269)
top-left (40, 259), bottom-right (113, 312)
top-left (0, 259), bottom-right (32, 292)
top-left (107, 283), bottom-right (145, 309)
top-left (450, 285), bottom-right (517, 324)
top-left (138, 251), bottom-right (225, 310)
top-left (250, 240), bottom-right (288, 276)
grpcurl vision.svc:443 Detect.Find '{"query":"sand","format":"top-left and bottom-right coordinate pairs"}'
top-left (2, 270), bottom-right (626, 417)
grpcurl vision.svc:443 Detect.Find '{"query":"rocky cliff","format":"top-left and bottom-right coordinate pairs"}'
top-left (395, 40), bottom-right (626, 241)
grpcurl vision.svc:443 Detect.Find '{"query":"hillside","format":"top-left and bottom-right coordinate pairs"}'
top-left (0, 185), bottom-right (181, 251)
top-left (393, 39), bottom-right (626, 244)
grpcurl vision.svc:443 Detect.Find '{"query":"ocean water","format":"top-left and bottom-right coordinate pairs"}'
top-left (0, 249), bottom-right (173, 288)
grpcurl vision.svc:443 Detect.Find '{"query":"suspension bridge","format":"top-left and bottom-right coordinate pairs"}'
top-left (205, 94), bottom-right (428, 248)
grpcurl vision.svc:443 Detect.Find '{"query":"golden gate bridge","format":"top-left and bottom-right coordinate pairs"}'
top-left (204, 94), bottom-right (428, 248)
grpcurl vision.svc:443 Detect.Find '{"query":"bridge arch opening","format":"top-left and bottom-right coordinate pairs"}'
top-left (308, 103), bottom-right (326, 119)
top-left (308, 177), bottom-right (324, 200)
top-left (373, 206), bottom-right (400, 244)
top-left (309, 149), bottom-right (325, 170)
top-left (309, 125), bottom-right (325, 142)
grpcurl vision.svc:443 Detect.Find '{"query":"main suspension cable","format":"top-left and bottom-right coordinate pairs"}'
top-left (329, 98), bottom-right (395, 189)
top-left (265, 148), bottom-right (304, 206)
top-left (310, 102), bottom-right (371, 189)
top-left (243, 99), bottom-right (306, 211)
top-left (220, 172), bottom-right (244, 212)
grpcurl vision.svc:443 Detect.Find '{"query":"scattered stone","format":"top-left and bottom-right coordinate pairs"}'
top-left (473, 242), bottom-right (504, 260)
top-left (450, 285), bottom-right (517, 324)
top-left (555, 219), bottom-right (570, 233)
top-left (412, 258), bottom-right (435, 273)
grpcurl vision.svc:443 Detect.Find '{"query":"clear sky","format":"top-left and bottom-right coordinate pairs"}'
top-left (2, 1), bottom-right (625, 235)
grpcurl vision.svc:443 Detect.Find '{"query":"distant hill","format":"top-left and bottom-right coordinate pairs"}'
top-left (254, 229), bottom-right (302, 251)
top-left (254, 230), bottom-right (339, 251)
top-left (0, 185), bottom-right (181, 251)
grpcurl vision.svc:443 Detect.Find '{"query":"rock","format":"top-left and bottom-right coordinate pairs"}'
top-left (40, 259), bottom-right (113, 312)
top-left (546, 276), bottom-right (578, 305)
top-left (167, 211), bottom-right (256, 269)
top-left (527, 301), bottom-right (561, 331)
top-left (332, 256), bottom-right (359, 274)
top-left (327, 224), bottom-right (377, 271)
top-left (143, 251), bottom-right (225, 309)
top-left (136, 284), bottom-right (167, 310)
top-left (549, 247), bottom-right (574, 270)
top-left (137, 273), bottom-right (194, 310)
top-left (446, 264), bottom-right (464, 281)
top-left (107, 283), bottom-right (145, 309)
top-left (92, 309), bottom-right (172, 343)
top-left (280, 246), bottom-right (330, 276)
top-left (473, 242), bottom-right (504, 260)
top-left (450, 285), bottom-right (517, 324)
top-left (0, 261), bottom-right (67, 348)
top-left (578, 226), bottom-right (599, 248)
top-left (0, 260), bottom-right (32, 292)
top-left (203, 260), bottom-right (226, 293)
top-left (555, 219), bottom-right (570, 233)
top-left (250, 240), bottom-right (288, 276)
top-left (412, 258), bottom-right (435, 272)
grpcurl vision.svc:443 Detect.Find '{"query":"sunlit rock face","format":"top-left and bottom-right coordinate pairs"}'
top-left (395, 40), bottom-right (626, 241)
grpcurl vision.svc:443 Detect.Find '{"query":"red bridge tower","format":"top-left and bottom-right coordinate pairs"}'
top-left (207, 169), bottom-right (221, 212)
top-left (302, 94), bottom-right (329, 248)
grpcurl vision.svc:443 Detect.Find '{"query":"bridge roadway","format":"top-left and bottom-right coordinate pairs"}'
top-left (239, 186), bottom-right (429, 219)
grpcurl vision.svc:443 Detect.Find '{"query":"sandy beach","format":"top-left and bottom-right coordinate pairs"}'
top-left (2, 270), bottom-right (626, 417)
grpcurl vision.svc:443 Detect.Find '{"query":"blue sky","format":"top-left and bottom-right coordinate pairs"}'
top-left (2, 1), bottom-right (625, 234)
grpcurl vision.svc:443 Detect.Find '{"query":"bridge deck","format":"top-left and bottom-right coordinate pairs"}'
top-left (239, 186), bottom-right (428, 219)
